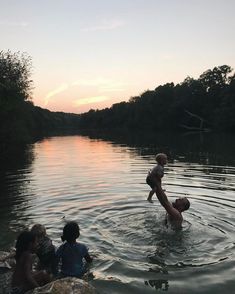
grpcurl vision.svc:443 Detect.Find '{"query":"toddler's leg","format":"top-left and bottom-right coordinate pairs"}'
top-left (147, 188), bottom-right (155, 203)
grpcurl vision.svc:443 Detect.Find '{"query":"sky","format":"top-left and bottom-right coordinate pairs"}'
top-left (1, 0), bottom-right (235, 114)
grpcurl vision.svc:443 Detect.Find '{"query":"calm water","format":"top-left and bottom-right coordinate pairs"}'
top-left (0, 132), bottom-right (235, 294)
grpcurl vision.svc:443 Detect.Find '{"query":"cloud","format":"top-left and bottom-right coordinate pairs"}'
top-left (99, 81), bottom-right (126, 92)
top-left (72, 78), bottom-right (110, 87)
top-left (161, 55), bottom-right (174, 61)
top-left (44, 83), bottom-right (69, 106)
top-left (72, 78), bottom-right (127, 92)
top-left (81, 19), bottom-right (125, 32)
top-left (74, 96), bottom-right (109, 106)
top-left (0, 20), bottom-right (29, 27)
top-left (43, 77), bottom-right (127, 108)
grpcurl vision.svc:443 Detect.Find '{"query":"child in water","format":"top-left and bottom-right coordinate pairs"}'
top-left (56, 221), bottom-right (92, 278)
top-left (146, 153), bottom-right (167, 203)
top-left (31, 224), bottom-right (57, 274)
top-left (11, 231), bottom-right (51, 294)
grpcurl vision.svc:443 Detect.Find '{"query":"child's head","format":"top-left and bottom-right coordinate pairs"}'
top-left (15, 231), bottom-right (37, 260)
top-left (156, 153), bottom-right (168, 165)
top-left (31, 224), bottom-right (46, 239)
top-left (61, 221), bottom-right (80, 243)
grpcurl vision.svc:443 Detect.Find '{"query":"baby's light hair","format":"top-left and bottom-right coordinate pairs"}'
top-left (31, 224), bottom-right (46, 238)
top-left (155, 153), bottom-right (167, 163)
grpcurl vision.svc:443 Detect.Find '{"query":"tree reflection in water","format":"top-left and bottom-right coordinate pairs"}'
top-left (0, 143), bottom-right (34, 248)
top-left (145, 279), bottom-right (169, 291)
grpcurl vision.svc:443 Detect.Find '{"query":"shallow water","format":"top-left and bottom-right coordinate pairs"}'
top-left (0, 132), bottom-right (235, 293)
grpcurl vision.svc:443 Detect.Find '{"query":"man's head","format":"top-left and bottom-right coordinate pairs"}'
top-left (172, 197), bottom-right (190, 212)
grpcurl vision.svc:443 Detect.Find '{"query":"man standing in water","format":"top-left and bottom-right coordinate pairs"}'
top-left (146, 153), bottom-right (190, 227)
top-left (156, 186), bottom-right (190, 228)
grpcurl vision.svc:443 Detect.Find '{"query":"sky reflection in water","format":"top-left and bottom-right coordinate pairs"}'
top-left (0, 132), bottom-right (235, 293)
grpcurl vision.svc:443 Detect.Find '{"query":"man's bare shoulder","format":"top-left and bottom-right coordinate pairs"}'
top-left (163, 202), bottom-right (182, 220)
top-left (167, 212), bottom-right (183, 229)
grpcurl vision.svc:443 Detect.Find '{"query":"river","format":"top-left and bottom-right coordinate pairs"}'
top-left (0, 131), bottom-right (235, 293)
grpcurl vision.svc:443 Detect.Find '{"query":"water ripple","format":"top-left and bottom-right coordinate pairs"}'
top-left (0, 135), bottom-right (235, 293)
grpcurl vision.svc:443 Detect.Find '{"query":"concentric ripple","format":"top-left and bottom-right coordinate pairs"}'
top-left (0, 135), bottom-right (235, 294)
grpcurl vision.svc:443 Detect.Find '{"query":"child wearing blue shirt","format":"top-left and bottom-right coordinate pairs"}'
top-left (56, 222), bottom-right (92, 278)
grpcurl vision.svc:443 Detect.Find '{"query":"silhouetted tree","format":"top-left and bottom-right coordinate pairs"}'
top-left (0, 51), bottom-right (34, 143)
top-left (0, 50), bottom-right (33, 102)
top-left (0, 50), bottom-right (80, 144)
top-left (78, 65), bottom-right (235, 133)
top-left (199, 65), bottom-right (233, 91)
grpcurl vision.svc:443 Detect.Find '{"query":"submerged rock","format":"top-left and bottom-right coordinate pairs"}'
top-left (26, 277), bottom-right (96, 294)
top-left (0, 271), bottom-right (12, 294)
top-left (0, 251), bottom-right (15, 294)
top-left (0, 251), bottom-right (15, 268)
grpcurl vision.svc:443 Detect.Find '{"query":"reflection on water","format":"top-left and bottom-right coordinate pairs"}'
top-left (145, 279), bottom-right (169, 291)
top-left (0, 131), bottom-right (235, 293)
top-left (0, 144), bottom-right (35, 247)
top-left (80, 129), bottom-right (235, 166)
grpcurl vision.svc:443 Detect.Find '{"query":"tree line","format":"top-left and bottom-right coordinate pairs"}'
top-left (0, 50), bottom-right (80, 146)
top-left (79, 65), bottom-right (235, 132)
top-left (1, 50), bottom-right (235, 147)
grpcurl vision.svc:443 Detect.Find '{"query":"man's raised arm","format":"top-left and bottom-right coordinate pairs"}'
top-left (155, 183), bottom-right (181, 220)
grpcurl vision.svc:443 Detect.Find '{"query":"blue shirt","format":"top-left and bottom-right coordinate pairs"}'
top-left (56, 242), bottom-right (89, 277)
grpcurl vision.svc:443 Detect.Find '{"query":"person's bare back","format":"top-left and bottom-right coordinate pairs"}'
top-left (11, 231), bottom-right (51, 293)
top-left (12, 251), bottom-right (38, 291)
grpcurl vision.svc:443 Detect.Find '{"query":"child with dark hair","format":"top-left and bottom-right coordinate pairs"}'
top-left (30, 224), bottom-right (56, 274)
top-left (11, 231), bottom-right (50, 294)
top-left (56, 221), bottom-right (92, 278)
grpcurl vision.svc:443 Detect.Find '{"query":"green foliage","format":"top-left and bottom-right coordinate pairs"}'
top-left (0, 51), bottom-right (34, 144)
top-left (199, 65), bottom-right (233, 91)
top-left (1, 50), bottom-right (235, 147)
top-left (79, 65), bottom-right (235, 132)
top-left (0, 50), bottom-right (80, 145)
top-left (0, 50), bottom-right (33, 103)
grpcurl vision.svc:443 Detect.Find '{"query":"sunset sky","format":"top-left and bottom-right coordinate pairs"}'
top-left (1, 0), bottom-right (235, 113)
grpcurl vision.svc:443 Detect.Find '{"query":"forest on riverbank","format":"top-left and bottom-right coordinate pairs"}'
top-left (79, 65), bottom-right (235, 132)
top-left (1, 50), bottom-right (235, 147)
top-left (0, 51), bottom-right (80, 146)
